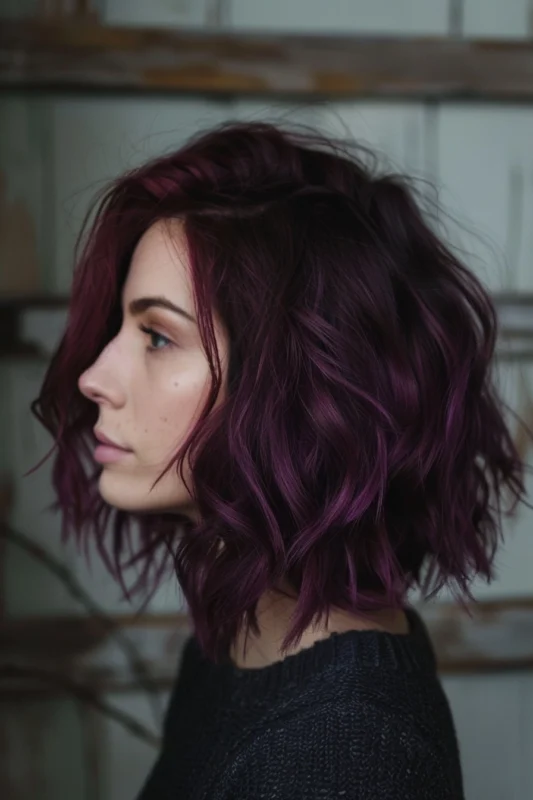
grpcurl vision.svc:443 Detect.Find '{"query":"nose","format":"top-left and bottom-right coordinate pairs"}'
top-left (78, 341), bottom-right (126, 408)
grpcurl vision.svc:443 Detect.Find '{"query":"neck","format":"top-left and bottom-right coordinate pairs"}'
top-left (229, 590), bottom-right (409, 670)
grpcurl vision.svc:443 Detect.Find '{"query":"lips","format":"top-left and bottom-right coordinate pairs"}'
top-left (93, 428), bottom-right (133, 465)
top-left (94, 429), bottom-right (132, 451)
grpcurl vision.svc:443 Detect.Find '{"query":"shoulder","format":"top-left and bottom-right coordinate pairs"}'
top-left (215, 694), bottom-right (463, 800)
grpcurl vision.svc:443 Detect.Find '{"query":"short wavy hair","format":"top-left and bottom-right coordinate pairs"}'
top-left (33, 120), bottom-right (528, 662)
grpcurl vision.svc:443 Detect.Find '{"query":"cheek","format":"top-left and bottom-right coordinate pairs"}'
top-left (140, 369), bottom-right (212, 461)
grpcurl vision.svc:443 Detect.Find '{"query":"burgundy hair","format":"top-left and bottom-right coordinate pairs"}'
top-left (33, 120), bottom-right (528, 662)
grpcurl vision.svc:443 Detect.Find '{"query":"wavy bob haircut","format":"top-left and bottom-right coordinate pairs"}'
top-left (33, 120), bottom-right (528, 662)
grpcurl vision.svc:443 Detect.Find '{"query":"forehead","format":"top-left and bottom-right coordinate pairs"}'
top-left (123, 219), bottom-right (194, 307)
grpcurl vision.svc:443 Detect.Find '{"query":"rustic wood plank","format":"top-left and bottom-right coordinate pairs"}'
top-left (3, 292), bottom-right (533, 308)
top-left (2, 293), bottom-right (533, 360)
top-left (422, 597), bottom-right (533, 673)
top-left (1, 598), bottom-right (533, 699)
top-left (3, 21), bottom-right (533, 98)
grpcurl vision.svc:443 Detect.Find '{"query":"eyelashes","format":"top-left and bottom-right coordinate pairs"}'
top-left (139, 324), bottom-right (174, 353)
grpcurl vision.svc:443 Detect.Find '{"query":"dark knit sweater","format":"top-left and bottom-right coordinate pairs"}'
top-left (137, 608), bottom-right (464, 799)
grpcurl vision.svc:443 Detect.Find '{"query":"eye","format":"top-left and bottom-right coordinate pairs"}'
top-left (139, 325), bottom-right (173, 352)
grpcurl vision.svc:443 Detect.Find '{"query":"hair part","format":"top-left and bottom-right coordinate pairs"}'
top-left (32, 120), bottom-right (530, 662)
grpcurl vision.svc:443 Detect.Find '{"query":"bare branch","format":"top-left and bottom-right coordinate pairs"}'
top-left (0, 663), bottom-right (160, 747)
top-left (0, 522), bottom-right (164, 726)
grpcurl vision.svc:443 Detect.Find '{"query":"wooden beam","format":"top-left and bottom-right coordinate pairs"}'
top-left (1, 599), bottom-right (533, 699)
top-left (421, 597), bottom-right (533, 674)
top-left (0, 295), bottom-right (67, 358)
top-left (3, 21), bottom-right (533, 98)
top-left (2, 293), bottom-right (533, 360)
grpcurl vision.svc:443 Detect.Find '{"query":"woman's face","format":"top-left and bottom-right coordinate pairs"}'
top-left (78, 218), bottom-right (228, 517)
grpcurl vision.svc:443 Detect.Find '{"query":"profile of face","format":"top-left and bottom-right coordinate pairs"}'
top-left (78, 218), bottom-right (229, 517)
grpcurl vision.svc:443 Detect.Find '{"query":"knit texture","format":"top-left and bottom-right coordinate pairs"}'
top-left (136, 608), bottom-right (464, 799)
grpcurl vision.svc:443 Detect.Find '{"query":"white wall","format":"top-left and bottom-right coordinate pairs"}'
top-left (1, 1), bottom-right (533, 798)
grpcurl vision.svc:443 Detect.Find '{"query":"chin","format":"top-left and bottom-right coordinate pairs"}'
top-left (98, 470), bottom-right (197, 517)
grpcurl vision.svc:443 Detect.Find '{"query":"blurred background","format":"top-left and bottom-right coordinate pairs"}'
top-left (1, 2), bottom-right (533, 798)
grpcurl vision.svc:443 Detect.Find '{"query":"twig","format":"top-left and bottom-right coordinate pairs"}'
top-left (0, 663), bottom-right (160, 748)
top-left (0, 522), bottom-right (164, 727)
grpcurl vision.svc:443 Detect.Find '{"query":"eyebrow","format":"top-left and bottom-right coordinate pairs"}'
top-left (128, 296), bottom-right (197, 324)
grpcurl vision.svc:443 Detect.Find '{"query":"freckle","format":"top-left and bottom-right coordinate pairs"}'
top-left (162, 417), bottom-right (168, 422)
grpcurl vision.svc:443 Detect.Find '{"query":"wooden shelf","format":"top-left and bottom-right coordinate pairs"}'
top-left (0, 294), bottom-right (69, 309)
top-left (1, 599), bottom-right (533, 699)
top-left (2, 291), bottom-right (533, 309)
top-left (493, 292), bottom-right (533, 306)
top-left (3, 21), bottom-right (533, 98)
top-left (0, 613), bottom-right (192, 696)
top-left (1, 292), bottom-right (533, 359)
top-left (0, 294), bottom-right (69, 358)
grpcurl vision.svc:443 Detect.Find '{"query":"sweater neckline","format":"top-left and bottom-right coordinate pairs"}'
top-left (205, 607), bottom-right (436, 697)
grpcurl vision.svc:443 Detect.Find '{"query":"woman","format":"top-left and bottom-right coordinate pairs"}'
top-left (33, 120), bottom-right (527, 799)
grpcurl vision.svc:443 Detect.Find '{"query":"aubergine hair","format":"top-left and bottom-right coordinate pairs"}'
top-left (33, 119), bottom-right (528, 662)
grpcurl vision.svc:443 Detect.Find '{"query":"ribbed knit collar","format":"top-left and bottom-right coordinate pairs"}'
top-left (191, 607), bottom-right (437, 700)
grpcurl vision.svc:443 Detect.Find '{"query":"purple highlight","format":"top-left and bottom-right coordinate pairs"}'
top-left (32, 120), bottom-right (529, 662)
